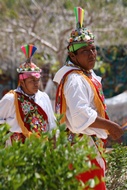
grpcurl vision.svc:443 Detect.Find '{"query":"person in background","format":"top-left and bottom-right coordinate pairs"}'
top-left (53, 7), bottom-right (123, 190)
top-left (45, 73), bottom-right (57, 110)
top-left (0, 44), bottom-right (56, 146)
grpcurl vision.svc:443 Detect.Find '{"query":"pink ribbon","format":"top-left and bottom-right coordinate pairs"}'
top-left (19, 72), bottom-right (41, 80)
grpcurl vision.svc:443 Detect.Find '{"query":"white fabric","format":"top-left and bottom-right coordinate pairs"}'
top-left (53, 65), bottom-right (107, 139)
top-left (53, 65), bottom-right (107, 171)
top-left (0, 89), bottom-right (56, 132)
top-left (44, 78), bottom-right (56, 110)
top-left (105, 91), bottom-right (127, 125)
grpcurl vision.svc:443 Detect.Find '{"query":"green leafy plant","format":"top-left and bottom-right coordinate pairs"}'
top-left (0, 122), bottom-right (98, 190)
top-left (105, 143), bottom-right (127, 190)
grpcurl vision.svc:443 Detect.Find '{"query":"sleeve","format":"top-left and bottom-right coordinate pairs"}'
top-left (64, 73), bottom-right (97, 134)
top-left (0, 93), bottom-right (15, 124)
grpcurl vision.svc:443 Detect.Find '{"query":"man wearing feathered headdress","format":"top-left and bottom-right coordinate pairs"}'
top-left (53, 7), bottom-right (123, 189)
top-left (0, 44), bottom-right (56, 145)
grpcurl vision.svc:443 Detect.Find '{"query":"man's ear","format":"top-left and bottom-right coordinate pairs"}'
top-left (20, 80), bottom-right (24, 87)
top-left (68, 52), bottom-right (76, 61)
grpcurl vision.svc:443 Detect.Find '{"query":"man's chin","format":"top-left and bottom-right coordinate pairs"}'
top-left (33, 89), bottom-right (38, 94)
top-left (88, 63), bottom-right (95, 69)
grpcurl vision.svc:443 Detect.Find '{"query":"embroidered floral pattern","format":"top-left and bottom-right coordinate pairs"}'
top-left (11, 133), bottom-right (26, 143)
top-left (21, 100), bottom-right (34, 115)
top-left (18, 94), bottom-right (49, 133)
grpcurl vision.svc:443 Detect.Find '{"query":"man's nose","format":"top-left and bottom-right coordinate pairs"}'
top-left (90, 49), bottom-right (94, 54)
top-left (34, 81), bottom-right (40, 86)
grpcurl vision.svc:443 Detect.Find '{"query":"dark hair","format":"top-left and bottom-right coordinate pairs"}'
top-left (73, 50), bottom-right (78, 55)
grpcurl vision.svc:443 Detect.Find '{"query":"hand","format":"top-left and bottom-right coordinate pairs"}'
top-left (107, 123), bottom-right (124, 140)
top-left (89, 117), bottom-right (124, 140)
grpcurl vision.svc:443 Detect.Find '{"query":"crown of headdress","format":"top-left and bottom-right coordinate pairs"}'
top-left (68, 7), bottom-right (94, 52)
top-left (17, 44), bottom-right (41, 73)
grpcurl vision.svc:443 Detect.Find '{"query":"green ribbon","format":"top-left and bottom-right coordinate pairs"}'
top-left (68, 43), bottom-right (88, 52)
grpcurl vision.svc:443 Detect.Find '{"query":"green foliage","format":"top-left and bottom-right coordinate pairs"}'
top-left (0, 122), bottom-right (98, 190)
top-left (0, 0), bottom-right (18, 19)
top-left (2, 124), bottom-right (127, 189)
top-left (105, 144), bottom-right (127, 190)
top-left (0, 123), bottom-right (11, 147)
top-left (94, 46), bottom-right (127, 98)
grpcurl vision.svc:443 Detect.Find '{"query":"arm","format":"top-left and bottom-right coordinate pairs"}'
top-left (89, 116), bottom-right (124, 140)
top-left (0, 93), bottom-right (14, 124)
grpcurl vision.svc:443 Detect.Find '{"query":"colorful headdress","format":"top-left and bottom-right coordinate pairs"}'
top-left (68, 7), bottom-right (94, 52)
top-left (17, 44), bottom-right (41, 74)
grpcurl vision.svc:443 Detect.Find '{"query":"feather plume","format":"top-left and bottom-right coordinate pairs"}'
top-left (74, 7), bottom-right (84, 29)
top-left (21, 44), bottom-right (37, 59)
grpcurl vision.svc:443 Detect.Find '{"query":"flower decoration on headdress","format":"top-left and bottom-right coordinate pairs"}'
top-left (17, 44), bottom-right (41, 73)
top-left (70, 28), bottom-right (94, 43)
top-left (68, 7), bottom-right (95, 52)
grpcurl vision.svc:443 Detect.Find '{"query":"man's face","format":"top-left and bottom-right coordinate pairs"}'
top-left (20, 76), bottom-right (40, 95)
top-left (69, 44), bottom-right (97, 71)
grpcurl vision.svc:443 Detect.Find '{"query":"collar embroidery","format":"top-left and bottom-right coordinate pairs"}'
top-left (16, 86), bottom-right (35, 101)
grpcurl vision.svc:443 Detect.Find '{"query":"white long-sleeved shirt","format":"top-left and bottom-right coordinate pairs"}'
top-left (53, 65), bottom-right (108, 139)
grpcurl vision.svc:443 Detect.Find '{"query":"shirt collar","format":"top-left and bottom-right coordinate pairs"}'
top-left (16, 86), bottom-right (35, 101)
top-left (65, 59), bottom-right (92, 77)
